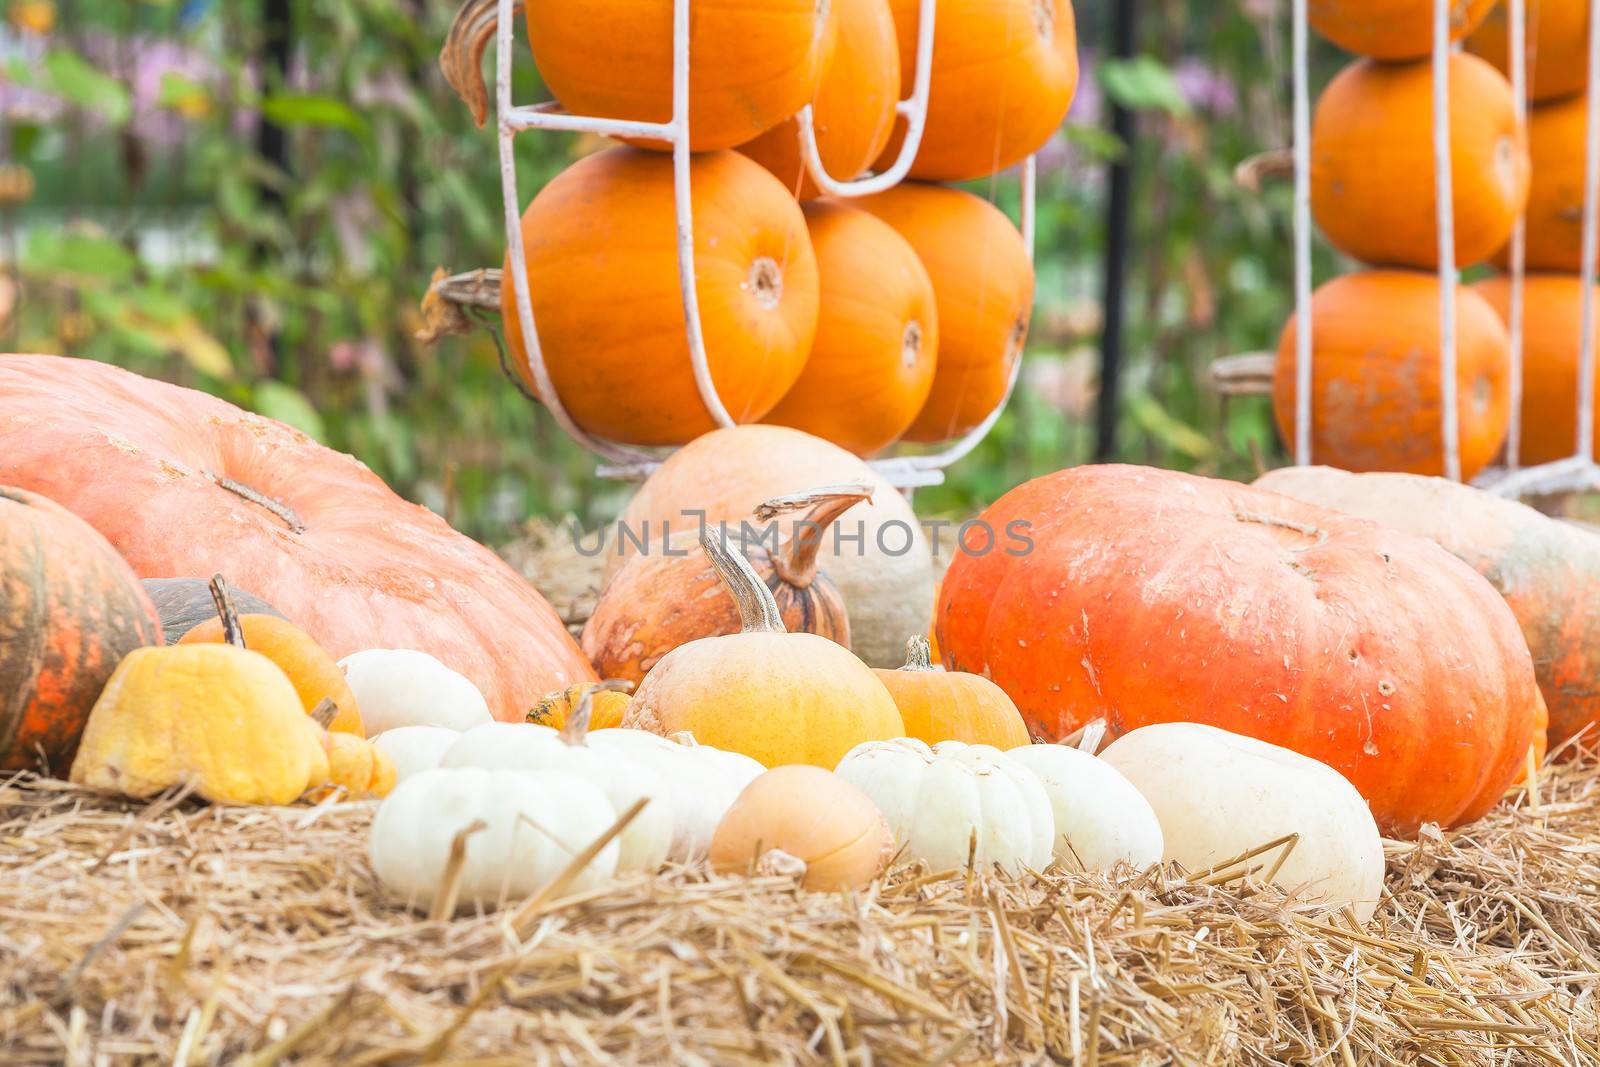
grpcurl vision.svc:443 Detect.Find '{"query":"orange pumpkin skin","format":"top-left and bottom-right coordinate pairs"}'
top-left (1311, 54), bottom-right (1528, 269)
top-left (1468, 0), bottom-right (1589, 104)
top-left (1, 487), bottom-right (163, 772)
top-left (0, 355), bottom-right (595, 723)
top-left (1308, 0), bottom-right (1495, 60)
top-left (763, 202), bottom-right (938, 456)
top-left (179, 614), bottom-right (364, 736)
top-left (1501, 96), bottom-right (1592, 274)
top-left (1272, 271), bottom-right (1512, 479)
top-left (874, 637), bottom-right (1030, 747)
top-left (501, 148), bottom-right (819, 447)
top-left (1471, 274), bottom-right (1600, 465)
top-left (1256, 465), bottom-right (1600, 749)
top-left (855, 183), bottom-right (1033, 442)
top-left (738, 0), bottom-right (899, 199)
top-left (877, 0), bottom-right (1079, 182)
top-left (936, 464), bottom-right (1540, 837)
top-left (523, 0), bottom-right (834, 153)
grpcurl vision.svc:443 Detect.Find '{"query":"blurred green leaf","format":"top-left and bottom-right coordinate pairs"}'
top-left (1100, 56), bottom-right (1191, 117)
top-left (20, 231), bottom-right (137, 282)
top-left (260, 93), bottom-right (370, 138)
top-left (42, 50), bottom-right (133, 125)
top-left (1127, 392), bottom-right (1217, 462)
top-left (253, 381), bottom-right (328, 441)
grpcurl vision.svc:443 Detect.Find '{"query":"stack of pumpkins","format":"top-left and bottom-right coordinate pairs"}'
top-left (1274, 0), bottom-right (1536, 477)
top-left (495, 0), bottom-right (1076, 457)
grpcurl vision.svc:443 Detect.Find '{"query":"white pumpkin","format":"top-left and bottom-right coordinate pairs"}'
top-left (372, 725), bottom-right (461, 781)
top-left (439, 718), bottom-right (675, 874)
top-left (1004, 743), bottom-right (1165, 871)
top-left (834, 738), bottom-right (1053, 874)
top-left (339, 649), bottom-right (493, 735)
top-left (586, 728), bottom-right (765, 862)
top-left (368, 766), bottom-right (619, 912)
top-left (1100, 723), bottom-right (1385, 923)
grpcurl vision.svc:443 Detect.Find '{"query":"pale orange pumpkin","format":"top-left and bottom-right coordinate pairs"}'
top-left (876, 0), bottom-right (1079, 182)
top-left (501, 147), bottom-right (819, 446)
top-left (1468, 0), bottom-right (1589, 103)
top-left (622, 528), bottom-right (904, 769)
top-left (874, 636), bottom-right (1030, 748)
top-left (738, 0), bottom-right (899, 199)
top-left (181, 612), bottom-right (365, 736)
top-left (524, 0), bottom-right (835, 152)
top-left (1311, 53), bottom-right (1528, 269)
top-left (710, 765), bottom-right (895, 890)
top-left (1308, 0), bottom-right (1496, 60)
top-left (855, 183), bottom-right (1033, 442)
top-left (763, 202), bottom-right (938, 456)
top-left (1273, 270), bottom-right (1512, 479)
top-left (1504, 96), bottom-right (1592, 274)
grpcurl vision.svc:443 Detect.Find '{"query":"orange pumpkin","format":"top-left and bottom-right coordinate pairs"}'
top-left (1308, 0), bottom-right (1496, 60)
top-left (763, 202), bottom-right (938, 456)
top-left (738, 0), bottom-right (899, 199)
top-left (876, 0), bottom-right (1079, 181)
top-left (1468, 0), bottom-right (1589, 104)
top-left (1311, 53), bottom-right (1528, 269)
top-left (855, 183), bottom-right (1033, 442)
top-left (874, 636), bottom-right (1030, 747)
top-left (1504, 96), bottom-right (1592, 274)
top-left (0, 355), bottom-right (595, 722)
top-left (527, 682), bottom-right (633, 732)
top-left (1471, 274), bottom-right (1600, 465)
top-left (180, 613), bottom-right (364, 736)
top-left (1, 487), bottom-right (163, 772)
top-left (501, 147), bottom-right (819, 447)
top-left (584, 485), bottom-right (871, 685)
top-left (710, 765), bottom-right (894, 890)
top-left (1273, 270), bottom-right (1512, 478)
top-left (524, 0), bottom-right (834, 153)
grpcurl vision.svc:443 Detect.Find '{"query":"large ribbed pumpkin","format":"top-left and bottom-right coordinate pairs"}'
top-left (1, 487), bottom-right (163, 773)
top-left (1504, 96), bottom-right (1591, 273)
top-left (935, 464), bottom-right (1541, 836)
top-left (1311, 53), bottom-right (1527, 269)
top-left (0, 355), bottom-right (595, 722)
top-left (738, 0), bottom-right (899, 199)
top-left (855, 183), bottom-right (1033, 443)
top-left (763, 201), bottom-right (938, 456)
top-left (1468, 0), bottom-right (1589, 103)
top-left (1308, 0), bottom-right (1495, 60)
top-left (1272, 271), bottom-right (1512, 478)
top-left (1472, 274), bottom-right (1600, 465)
top-left (875, 0), bottom-right (1079, 182)
top-left (1256, 465), bottom-right (1600, 749)
top-left (501, 148), bottom-right (819, 447)
top-left (610, 425), bottom-right (934, 669)
top-left (524, 0), bottom-right (834, 153)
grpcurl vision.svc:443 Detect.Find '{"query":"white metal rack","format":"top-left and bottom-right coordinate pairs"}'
top-left (491, 0), bottom-right (1037, 488)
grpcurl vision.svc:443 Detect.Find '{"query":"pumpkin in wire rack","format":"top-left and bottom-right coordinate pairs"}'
top-left (500, 147), bottom-right (820, 447)
top-left (876, 0), bottom-right (1079, 182)
top-left (763, 201), bottom-right (938, 456)
top-left (738, 0), bottom-right (900, 199)
top-left (1307, 0), bottom-right (1495, 61)
top-left (854, 182), bottom-right (1034, 444)
top-left (1, 486), bottom-right (163, 773)
top-left (622, 528), bottom-right (903, 769)
top-left (936, 464), bottom-right (1541, 837)
top-left (0, 354), bottom-right (595, 721)
top-left (1468, 0), bottom-right (1590, 104)
top-left (1272, 270), bottom-right (1512, 479)
top-left (1499, 96), bottom-right (1593, 274)
top-left (585, 485), bottom-right (871, 685)
top-left (1310, 53), bottom-right (1528, 270)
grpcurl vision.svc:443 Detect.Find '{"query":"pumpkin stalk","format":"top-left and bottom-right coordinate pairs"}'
top-left (310, 698), bottom-right (340, 730)
top-left (441, 0), bottom-right (523, 128)
top-left (701, 528), bottom-right (787, 635)
top-left (207, 575), bottom-right (246, 650)
top-left (898, 635), bottom-right (938, 673)
top-left (558, 679), bottom-right (633, 747)
top-left (752, 484), bottom-right (873, 588)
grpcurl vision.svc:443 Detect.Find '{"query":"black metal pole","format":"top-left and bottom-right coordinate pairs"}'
top-left (1095, 0), bottom-right (1138, 462)
top-left (253, 0), bottom-right (293, 375)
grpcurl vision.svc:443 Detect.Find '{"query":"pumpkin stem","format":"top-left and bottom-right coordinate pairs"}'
top-left (559, 679), bottom-right (633, 747)
top-left (702, 527), bottom-right (787, 635)
top-left (214, 475), bottom-right (307, 534)
top-left (310, 698), bottom-right (340, 730)
top-left (1232, 511), bottom-right (1329, 552)
top-left (900, 635), bottom-right (937, 672)
top-left (440, 0), bottom-right (521, 128)
top-left (754, 484), bottom-right (874, 589)
top-left (207, 575), bottom-right (247, 650)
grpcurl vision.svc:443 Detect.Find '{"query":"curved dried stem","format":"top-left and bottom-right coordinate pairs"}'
top-left (701, 527), bottom-right (786, 635)
top-left (757, 484), bottom-right (873, 588)
top-left (440, 0), bottom-right (522, 128)
top-left (559, 679), bottom-right (634, 747)
top-left (208, 575), bottom-right (246, 650)
top-left (1234, 149), bottom-right (1294, 193)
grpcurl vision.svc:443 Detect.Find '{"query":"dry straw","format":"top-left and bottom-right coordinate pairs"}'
top-left (2, 752), bottom-right (1598, 1065)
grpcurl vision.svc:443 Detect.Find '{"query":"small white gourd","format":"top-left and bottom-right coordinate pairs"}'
top-left (834, 738), bottom-right (1053, 874)
top-left (1100, 723), bottom-right (1385, 923)
top-left (1004, 743), bottom-right (1164, 871)
top-left (368, 766), bottom-right (619, 912)
top-left (372, 725), bottom-right (462, 781)
top-left (339, 648), bottom-right (493, 735)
